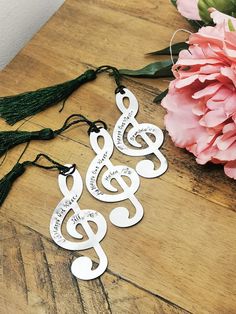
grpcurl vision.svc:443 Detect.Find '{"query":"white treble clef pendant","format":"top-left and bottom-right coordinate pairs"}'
top-left (113, 88), bottom-right (168, 178)
top-left (50, 165), bottom-right (108, 280)
top-left (86, 128), bottom-right (144, 228)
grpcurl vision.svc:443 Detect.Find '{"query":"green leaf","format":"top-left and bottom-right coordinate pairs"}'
top-left (147, 42), bottom-right (189, 56)
top-left (228, 19), bottom-right (236, 31)
top-left (230, 0), bottom-right (236, 9)
top-left (198, 0), bottom-right (236, 23)
top-left (170, 0), bottom-right (177, 7)
top-left (119, 60), bottom-right (174, 78)
top-left (153, 88), bottom-right (169, 103)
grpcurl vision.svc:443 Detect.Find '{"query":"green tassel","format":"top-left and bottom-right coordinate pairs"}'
top-left (0, 163), bottom-right (26, 206)
top-left (0, 129), bottom-right (55, 158)
top-left (0, 114), bottom-right (94, 158)
top-left (0, 69), bottom-right (97, 125)
top-left (0, 154), bottom-right (73, 207)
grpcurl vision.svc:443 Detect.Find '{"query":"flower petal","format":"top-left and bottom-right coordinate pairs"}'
top-left (224, 161), bottom-right (236, 179)
top-left (192, 83), bottom-right (222, 99)
top-left (199, 108), bottom-right (227, 127)
top-left (176, 0), bottom-right (201, 20)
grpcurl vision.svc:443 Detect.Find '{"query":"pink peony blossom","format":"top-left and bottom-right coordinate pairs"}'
top-left (162, 10), bottom-right (236, 179)
top-left (176, 0), bottom-right (201, 20)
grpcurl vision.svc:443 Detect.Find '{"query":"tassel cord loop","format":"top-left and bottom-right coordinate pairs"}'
top-left (53, 113), bottom-right (108, 135)
top-left (53, 113), bottom-right (107, 135)
top-left (0, 114), bottom-right (107, 158)
top-left (25, 153), bottom-right (75, 175)
top-left (0, 152), bottom-right (75, 207)
top-left (87, 120), bottom-right (108, 135)
top-left (95, 65), bottom-right (124, 93)
top-left (53, 114), bottom-right (89, 135)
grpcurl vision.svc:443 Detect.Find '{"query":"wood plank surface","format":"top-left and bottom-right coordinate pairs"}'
top-left (0, 1), bottom-right (236, 313)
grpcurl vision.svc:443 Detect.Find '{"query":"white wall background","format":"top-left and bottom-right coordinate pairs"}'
top-left (0, 0), bottom-right (64, 70)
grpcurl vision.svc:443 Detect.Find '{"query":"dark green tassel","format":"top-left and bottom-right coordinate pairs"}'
top-left (0, 114), bottom-right (94, 158)
top-left (0, 69), bottom-right (97, 125)
top-left (0, 163), bottom-right (26, 206)
top-left (0, 154), bottom-right (73, 207)
top-left (0, 129), bottom-right (55, 158)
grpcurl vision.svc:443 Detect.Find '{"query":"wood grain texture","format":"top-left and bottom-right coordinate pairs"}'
top-left (1, 217), bottom-right (189, 314)
top-left (0, 1), bottom-right (236, 313)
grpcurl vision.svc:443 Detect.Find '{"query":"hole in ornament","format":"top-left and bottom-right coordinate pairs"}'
top-left (91, 260), bottom-right (98, 270)
top-left (147, 132), bottom-right (156, 143)
top-left (123, 124), bottom-right (132, 146)
top-left (98, 166), bottom-right (123, 194)
top-left (124, 124), bottom-right (149, 150)
top-left (98, 166), bottom-right (110, 194)
top-left (66, 175), bottom-right (74, 191)
top-left (110, 177), bottom-right (123, 193)
top-left (121, 174), bottom-right (131, 187)
top-left (97, 135), bottom-right (105, 149)
top-left (88, 221), bottom-right (98, 235)
top-left (123, 97), bottom-right (130, 108)
top-left (75, 224), bottom-right (89, 240)
top-left (135, 134), bottom-right (148, 148)
top-left (61, 209), bottom-right (79, 242)
top-left (145, 153), bottom-right (162, 171)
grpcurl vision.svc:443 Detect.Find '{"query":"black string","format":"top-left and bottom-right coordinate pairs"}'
top-left (26, 153), bottom-right (75, 175)
top-left (59, 113), bottom-right (107, 135)
top-left (95, 65), bottom-right (125, 94)
top-left (114, 85), bottom-right (126, 95)
top-left (5, 113), bottom-right (107, 179)
top-left (87, 120), bottom-right (107, 135)
top-left (52, 113), bottom-right (107, 135)
top-left (14, 116), bottom-right (107, 173)
top-left (5, 114), bottom-right (106, 173)
top-left (54, 114), bottom-right (88, 135)
top-left (17, 142), bottom-right (30, 164)
top-left (59, 96), bottom-right (70, 113)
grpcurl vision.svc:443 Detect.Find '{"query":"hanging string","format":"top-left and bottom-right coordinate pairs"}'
top-left (0, 111), bottom-right (108, 207)
top-left (169, 29), bottom-right (192, 65)
top-left (87, 120), bottom-right (108, 135)
top-left (28, 153), bottom-right (75, 174)
top-left (0, 153), bottom-right (75, 207)
top-left (95, 65), bottom-right (125, 94)
top-left (0, 114), bottom-right (105, 158)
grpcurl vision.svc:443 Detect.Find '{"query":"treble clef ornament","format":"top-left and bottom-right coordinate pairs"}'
top-left (50, 164), bottom-right (108, 280)
top-left (86, 128), bottom-right (144, 228)
top-left (113, 87), bottom-right (168, 178)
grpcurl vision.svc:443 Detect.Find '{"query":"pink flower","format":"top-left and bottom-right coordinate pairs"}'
top-left (162, 10), bottom-right (236, 179)
top-left (177, 0), bottom-right (201, 20)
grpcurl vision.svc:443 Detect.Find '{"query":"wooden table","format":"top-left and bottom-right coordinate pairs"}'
top-left (1, 1), bottom-right (236, 313)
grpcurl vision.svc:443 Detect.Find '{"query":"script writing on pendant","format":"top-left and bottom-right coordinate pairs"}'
top-left (86, 128), bottom-right (144, 228)
top-left (50, 165), bottom-right (108, 280)
top-left (113, 88), bottom-right (168, 178)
